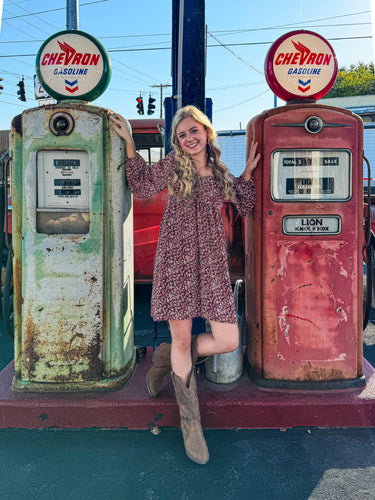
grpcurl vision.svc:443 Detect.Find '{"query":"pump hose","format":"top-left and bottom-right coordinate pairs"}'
top-left (3, 242), bottom-right (13, 339)
top-left (0, 150), bottom-right (14, 339)
top-left (363, 155), bottom-right (373, 331)
top-left (0, 151), bottom-right (8, 326)
top-left (363, 231), bottom-right (374, 330)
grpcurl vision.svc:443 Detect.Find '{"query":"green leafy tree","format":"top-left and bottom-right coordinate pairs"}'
top-left (324, 63), bottom-right (375, 98)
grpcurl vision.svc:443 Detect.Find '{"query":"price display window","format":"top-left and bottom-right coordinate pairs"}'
top-left (36, 150), bottom-right (90, 234)
top-left (271, 149), bottom-right (352, 201)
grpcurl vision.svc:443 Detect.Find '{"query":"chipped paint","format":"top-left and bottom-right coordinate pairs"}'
top-left (277, 306), bottom-right (291, 347)
top-left (277, 241), bottom-right (296, 277)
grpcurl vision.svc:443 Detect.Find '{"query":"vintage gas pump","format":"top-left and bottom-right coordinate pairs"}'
top-left (245, 31), bottom-right (365, 389)
top-left (10, 30), bottom-right (135, 391)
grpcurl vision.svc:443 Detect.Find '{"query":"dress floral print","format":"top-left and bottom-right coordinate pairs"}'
top-left (125, 151), bottom-right (256, 324)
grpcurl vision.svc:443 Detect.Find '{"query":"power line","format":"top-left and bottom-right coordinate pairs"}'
top-left (260, 9), bottom-right (371, 30)
top-left (111, 57), bottom-right (161, 86)
top-left (7, 0), bottom-right (59, 31)
top-left (107, 35), bottom-right (372, 53)
top-left (208, 81), bottom-right (264, 91)
top-left (102, 34), bottom-right (375, 51)
top-left (1, 21), bottom-right (371, 46)
top-left (100, 33), bottom-right (170, 39)
top-left (0, 97), bottom-right (29, 108)
top-left (215, 89), bottom-right (270, 113)
top-left (208, 32), bottom-right (264, 75)
top-left (2, 0), bottom-right (109, 20)
top-left (2, 7), bottom-right (369, 27)
top-left (212, 10), bottom-right (371, 36)
top-left (109, 40), bottom-right (170, 51)
top-left (213, 22), bottom-right (371, 37)
top-left (3, 6), bottom-right (51, 37)
top-left (0, 35), bottom-right (372, 58)
top-left (2, 15), bottom-right (42, 40)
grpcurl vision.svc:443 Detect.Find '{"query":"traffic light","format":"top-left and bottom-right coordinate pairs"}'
top-left (136, 95), bottom-right (144, 115)
top-left (17, 78), bottom-right (27, 102)
top-left (0, 77), bottom-right (3, 94)
top-left (147, 95), bottom-right (156, 115)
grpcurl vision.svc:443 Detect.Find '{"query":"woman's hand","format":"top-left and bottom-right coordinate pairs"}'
top-left (109, 112), bottom-right (137, 158)
top-left (241, 141), bottom-right (260, 181)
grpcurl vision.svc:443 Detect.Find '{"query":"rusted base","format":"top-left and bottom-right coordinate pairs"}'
top-left (1, 348), bottom-right (375, 430)
top-left (245, 356), bottom-right (366, 390)
top-left (11, 355), bottom-right (136, 393)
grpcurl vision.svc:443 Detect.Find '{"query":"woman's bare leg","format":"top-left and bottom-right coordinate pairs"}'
top-left (195, 320), bottom-right (239, 357)
top-left (169, 319), bottom-right (193, 385)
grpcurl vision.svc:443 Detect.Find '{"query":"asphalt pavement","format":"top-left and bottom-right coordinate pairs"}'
top-left (0, 283), bottom-right (375, 500)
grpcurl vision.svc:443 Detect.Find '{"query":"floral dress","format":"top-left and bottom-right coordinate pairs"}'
top-left (125, 151), bottom-right (256, 324)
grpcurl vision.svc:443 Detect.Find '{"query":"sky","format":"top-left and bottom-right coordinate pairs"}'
top-left (0, 0), bottom-right (373, 132)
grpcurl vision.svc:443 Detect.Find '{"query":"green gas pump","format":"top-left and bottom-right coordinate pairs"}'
top-left (10, 30), bottom-right (135, 391)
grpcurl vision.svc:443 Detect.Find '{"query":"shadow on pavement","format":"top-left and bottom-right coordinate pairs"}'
top-left (0, 427), bottom-right (375, 500)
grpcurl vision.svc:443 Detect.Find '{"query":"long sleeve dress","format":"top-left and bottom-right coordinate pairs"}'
top-left (125, 151), bottom-right (256, 324)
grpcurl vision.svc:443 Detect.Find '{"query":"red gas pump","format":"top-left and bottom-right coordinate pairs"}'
top-left (245, 31), bottom-right (366, 389)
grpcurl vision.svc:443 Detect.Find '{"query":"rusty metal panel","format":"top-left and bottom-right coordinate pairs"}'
top-left (246, 104), bottom-right (364, 385)
top-left (11, 104), bottom-right (135, 390)
top-left (21, 107), bottom-right (104, 383)
top-left (104, 117), bottom-right (134, 378)
top-left (10, 115), bottom-right (24, 381)
top-left (262, 239), bottom-right (359, 380)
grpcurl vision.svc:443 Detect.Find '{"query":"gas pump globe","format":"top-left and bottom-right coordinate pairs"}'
top-left (10, 31), bottom-right (135, 391)
top-left (245, 31), bottom-right (365, 389)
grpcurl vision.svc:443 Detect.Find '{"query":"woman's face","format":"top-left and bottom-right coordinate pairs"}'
top-left (175, 117), bottom-right (208, 160)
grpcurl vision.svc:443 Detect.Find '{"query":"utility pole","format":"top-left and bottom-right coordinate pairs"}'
top-left (150, 84), bottom-right (172, 119)
top-left (171, 0), bottom-right (206, 112)
top-left (164, 0), bottom-right (206, 152)
top-left (66, 0), bottom-right (79, 30)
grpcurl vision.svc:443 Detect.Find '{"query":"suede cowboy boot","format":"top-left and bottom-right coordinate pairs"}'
top-left (146, 342), bottom-right (171, 398)
top-left (146, 336), bottom-right (207, 398)
top-left (171, 367), bottom-right (209, 465)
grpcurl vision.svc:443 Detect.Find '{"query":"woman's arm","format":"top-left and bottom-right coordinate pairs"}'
top-left (231, 141), bottom-right (260, 216)
top-left (109, 112), bottom-right (174, 199)
top-left (109, 112), bottom-right (137, 158)
top-left (241, 141), bottom-right (260, 182)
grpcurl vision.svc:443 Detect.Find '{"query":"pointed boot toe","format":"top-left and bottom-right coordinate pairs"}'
top-left (182, 419), bottom-right (209, 465)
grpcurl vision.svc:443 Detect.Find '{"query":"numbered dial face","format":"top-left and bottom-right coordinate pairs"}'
top-left (36, 30), bottom-right (111, 102)
top-left (271, 149), bottom-right (351, 201)
top-left (37, 150), bottom-right (90, 210)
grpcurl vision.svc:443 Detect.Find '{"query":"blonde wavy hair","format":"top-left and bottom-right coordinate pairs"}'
top-left (169, 105), bottom-right (233, 200)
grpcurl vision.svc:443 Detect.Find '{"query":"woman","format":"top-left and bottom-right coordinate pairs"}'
top-left (110, 106), bottom-right (260, 465)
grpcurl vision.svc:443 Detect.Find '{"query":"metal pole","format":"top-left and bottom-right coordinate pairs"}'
top-left (160, 85), bottom-right (163, 119)
top-left (151, 84), bottom-right (172, 119)
top-left (172, 0), bottom-right (205, 112)
top-left (165, 0), bottom-right (206, 152)
top-left (177, 0), bottom-right (184, 110)
top-left (66, 0), bottom-right (79, 30)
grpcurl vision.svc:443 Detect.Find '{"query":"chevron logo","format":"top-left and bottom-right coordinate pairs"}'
top-left (298, 85), bottom-right (311, 93)
top-left (65, 79), bottom-right (78, 93)
top-left (298, 79), bottom-right (311, 86)
top-left (298, 79), bottom-right (311, 93)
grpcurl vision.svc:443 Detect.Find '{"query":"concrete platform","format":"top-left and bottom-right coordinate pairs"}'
top-left (1, 348), bottom-right (375, 429)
